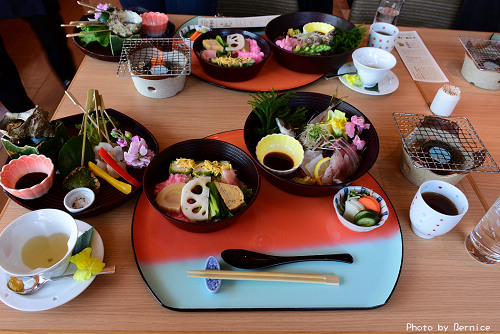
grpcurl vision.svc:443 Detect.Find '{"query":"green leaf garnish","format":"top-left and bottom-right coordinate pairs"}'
top-left (365, 83), bottom-right (379, 92)
top-left (248, 89), bottom-right (307, 138)
top-left (72, 227), bottom-right (94, 255)
top-left (78, 26), bottom-right (111, 47)
top-left (329, 24), bottom-right (368, 54)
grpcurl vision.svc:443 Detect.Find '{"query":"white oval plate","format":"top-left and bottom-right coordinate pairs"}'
top-left (337, 62), bottom-right (399, 96)
top-left (0, 220), bottom-right (104, 311)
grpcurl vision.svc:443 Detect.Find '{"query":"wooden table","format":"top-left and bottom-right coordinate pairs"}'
top-left (1, 15), bottom-right (499, 333)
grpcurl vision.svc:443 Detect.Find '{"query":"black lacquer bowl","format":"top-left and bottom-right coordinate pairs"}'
top-left (244, 92), bottom-right (379, 197)
top-left (192, 28), bottom-right (271, 82)
top-left (143, 139), bottom-right (261, 232)
top-left (265, 12), bottom-right (357, 74)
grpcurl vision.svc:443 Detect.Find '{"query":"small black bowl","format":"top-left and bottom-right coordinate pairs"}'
top-left (143, 139), bottom-right (261, 232)
top-left (244, 92), bottom-right (379, 197)
top-left (265, 12), bottom-right (357, 74)
top-left (193, 28), bottom-right (271, 82)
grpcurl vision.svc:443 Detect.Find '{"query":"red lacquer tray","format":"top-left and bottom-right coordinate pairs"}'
top-left (132, 130), bottom-right (403, 311)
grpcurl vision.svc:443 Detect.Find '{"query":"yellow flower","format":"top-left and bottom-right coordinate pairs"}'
top-left (326, 110), bottom-right (348, 136)
top-left (344, 74), bottom-right (363, 86)
top-left (69, 247), bottom-right (105, 281)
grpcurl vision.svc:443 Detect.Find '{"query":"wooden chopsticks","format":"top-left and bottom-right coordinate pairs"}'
top-left (187, 270), bottom-right (340, 285)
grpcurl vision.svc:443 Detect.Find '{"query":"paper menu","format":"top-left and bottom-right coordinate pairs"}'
top-left (198, 15), bottom-right (279, 29)
top-left (395, 31), bottom-right (448, 83)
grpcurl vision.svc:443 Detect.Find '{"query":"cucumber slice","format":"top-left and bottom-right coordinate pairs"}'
top-left (192, 164), bottom-right (213, 176)
top-left (353, 209), bottom-right (380, 227)
top-left (169, 159), bottom-right (194, 174)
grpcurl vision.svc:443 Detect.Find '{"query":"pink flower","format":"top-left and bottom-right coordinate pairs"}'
top-left (94, 3), bottom-right (110, 19)
top-left (116, 138), bottom-right (128, 147)
top-left (123, 136), bottom-right (154, 168)
top-left (345, 122), bottom-right (356, 138)
top-left (352, 135), bottom-right (366, 151)
top-left (351, 116), bottom-right (370, 133)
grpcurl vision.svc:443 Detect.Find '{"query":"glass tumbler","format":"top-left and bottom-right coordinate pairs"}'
top-left (373, 0), bottom-right (405, 25)
top-left (465, 196), bottom-right (500, 264)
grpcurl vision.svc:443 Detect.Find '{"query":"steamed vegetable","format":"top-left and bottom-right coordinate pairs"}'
top-left (97, 147), bottom-right (141, 187)
top-left (88, 161), bottom-right (132, 194)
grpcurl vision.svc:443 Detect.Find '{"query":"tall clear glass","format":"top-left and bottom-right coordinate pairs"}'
top-left (465, 196), bottom-right (500, 264)
top-left (373, 0), bottom-right (405, 25)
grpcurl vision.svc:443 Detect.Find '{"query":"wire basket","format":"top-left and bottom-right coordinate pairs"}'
top-left (117, 38), bottom-right (191, 77)
top-left (393, 113), bottom-right (499, 174)
top-left (459, 36), bottom-right (500, 73)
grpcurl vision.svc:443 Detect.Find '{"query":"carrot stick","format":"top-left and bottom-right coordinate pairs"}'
top-left (97, 147), bottom-right (141, 187)
top-left (190, 30), bottom-right (202, 41)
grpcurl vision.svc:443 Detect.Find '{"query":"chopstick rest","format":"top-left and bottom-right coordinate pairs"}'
top-left (187, 270), bottom-right (340, 285)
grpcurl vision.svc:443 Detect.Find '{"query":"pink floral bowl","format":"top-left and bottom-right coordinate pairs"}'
top-left (0, 154), bottom-right (55, 200)
top-left (140, 12), bottom-right (169, 37)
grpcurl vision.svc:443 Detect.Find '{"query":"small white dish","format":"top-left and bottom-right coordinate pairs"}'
top-left (64, 187), bottom-right (95, 213)
top-left (338, 62), bottom-right (399, 96)
top-left (0, 220), bottom-right (104, 311)
top-left (333, 186), bottom-right (389, 232)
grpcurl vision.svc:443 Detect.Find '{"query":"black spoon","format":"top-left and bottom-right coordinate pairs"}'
top-left (221, 249), bottom-right (354, 269)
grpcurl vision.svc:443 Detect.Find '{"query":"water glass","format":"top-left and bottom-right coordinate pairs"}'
top-left (373, 0), bottom-right (405, 25)
top-left (465, 196), bottom-right (500, 264)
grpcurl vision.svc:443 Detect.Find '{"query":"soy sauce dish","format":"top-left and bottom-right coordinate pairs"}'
top-left (0, 154), bottom-right (55, 200)
top-left (255, 134), bottom-right (304, 176)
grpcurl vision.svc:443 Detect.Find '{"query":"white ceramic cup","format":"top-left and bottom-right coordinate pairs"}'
top-left (367, 22), bottom-right (399, 52)
top-left (409, 180), bottom-right (469, 239)
top-left (352, 47), bottom-right (397, 87)
top-left (0, 209), bottom-right (79, 278)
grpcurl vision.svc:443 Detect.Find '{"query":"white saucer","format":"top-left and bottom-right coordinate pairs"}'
top-left (0, 220), bottom-right (104, 311)
top-left (337, 62), bottom-right (399, 96)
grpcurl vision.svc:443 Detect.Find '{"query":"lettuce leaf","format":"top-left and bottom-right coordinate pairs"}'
top-left (78, 26), bottom-right (111, 47)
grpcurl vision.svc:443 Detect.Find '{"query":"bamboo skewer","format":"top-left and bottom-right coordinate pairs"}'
top-left (77, 1), bottom-right (112, 13)
top-left (64, 91), bottom-right (111, 142)
top-left (61, 23), bottom-right (106, 28)
top-left (69, 20), bottom-right (106, 25)
top-left (66, 29), bottom-right (110, 38)
top-left (187, 270), bottom-right (340, 285)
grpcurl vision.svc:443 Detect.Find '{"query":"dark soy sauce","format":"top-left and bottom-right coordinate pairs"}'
top-left (375, 30), bottom-right (392, 36)
top-left (15, 172), bottom-right (48, 189)
top-left (422, 192), bottom-right (458, 215)
top-left (263, 152), bottom-right (294, 171)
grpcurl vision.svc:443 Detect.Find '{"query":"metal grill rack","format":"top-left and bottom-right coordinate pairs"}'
top-left (393, 113), bottom-right (499, 173)
top-left (459, 36), bottom-right (500, 72)
top-left (117, 38), bottom-right (191, 77)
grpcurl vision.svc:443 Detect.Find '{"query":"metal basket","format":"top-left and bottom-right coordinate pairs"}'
top-left (459, 36), bottom-right (500, 73)
top-left (393, 113), bottom-right (499, 174)
top-left (116, 38), bottom-right (191, 98)
top-left (117, 38), bottom-right (191, 77)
